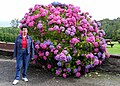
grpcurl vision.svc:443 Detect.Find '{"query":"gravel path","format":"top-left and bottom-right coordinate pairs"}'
top-left (0, 56), bottom-right (120, 86)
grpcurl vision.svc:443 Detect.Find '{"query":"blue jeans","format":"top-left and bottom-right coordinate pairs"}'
top-left (15, 49), bottom-right (30, 80)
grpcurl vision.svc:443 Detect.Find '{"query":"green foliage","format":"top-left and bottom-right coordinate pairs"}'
top-left (0, 27), bottom-right (19, 42)
top-left (100, 17), bottom-right (120, 41)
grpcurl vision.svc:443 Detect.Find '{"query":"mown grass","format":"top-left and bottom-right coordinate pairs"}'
top-left (107, 42), bottom-right (120, 54)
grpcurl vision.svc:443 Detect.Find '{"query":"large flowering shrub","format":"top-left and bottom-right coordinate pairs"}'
top-left (20, 2), bottom-right (109, 78)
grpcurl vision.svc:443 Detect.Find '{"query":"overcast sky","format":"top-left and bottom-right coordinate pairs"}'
top-left (0, 0), bottom-right (120, 26)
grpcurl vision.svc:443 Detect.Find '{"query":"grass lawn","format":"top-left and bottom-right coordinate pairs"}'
top-left (106, 42), bottom-right (120, 54)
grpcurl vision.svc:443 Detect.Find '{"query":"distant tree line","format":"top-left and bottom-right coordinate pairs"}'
top-left (100, 17), bottom-right (120, 41)
top-left (0, 27), bottom-right (19, 42)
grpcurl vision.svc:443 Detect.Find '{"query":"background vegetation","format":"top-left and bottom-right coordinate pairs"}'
top-left (0, 27), bottom-right (19, 42)
top-left (100, 17), bottom-right (120, 41)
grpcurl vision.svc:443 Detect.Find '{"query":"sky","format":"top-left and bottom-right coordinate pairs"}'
top-left (0, 0), bottom-right (120, 27)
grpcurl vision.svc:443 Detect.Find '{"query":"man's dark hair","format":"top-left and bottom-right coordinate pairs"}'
top-left (21, 25), bottom-right (28, 30)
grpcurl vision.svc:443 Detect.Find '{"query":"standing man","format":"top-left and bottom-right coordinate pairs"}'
top-left (12, 25), bottom-right (34, 85)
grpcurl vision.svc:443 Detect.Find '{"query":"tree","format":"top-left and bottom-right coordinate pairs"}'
top-left (10, 18), bottom-right (19, 28)
top-left (100, 17), bottom-right (120, 41)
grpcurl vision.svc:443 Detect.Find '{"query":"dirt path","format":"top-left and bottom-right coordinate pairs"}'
top-left (0, 57), bottom-right (120, 86)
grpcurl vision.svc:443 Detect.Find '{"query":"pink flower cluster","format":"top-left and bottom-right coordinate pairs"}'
top-left (20, 2), bottom-right (109, 78)
top-left (70, 38), bottom-right (80, 44)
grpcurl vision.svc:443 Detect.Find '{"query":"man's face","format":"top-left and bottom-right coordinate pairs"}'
top-left (22, 28), bottom-right (28, 35)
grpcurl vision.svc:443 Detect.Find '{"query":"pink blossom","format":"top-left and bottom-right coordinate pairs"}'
top-left (26, 19), bottom-right (30, 24)
top-left (82, 19), bottom-right (87, 24)
top-left (48, 28), bottom-right (54, 31)
top-left (65, 24), bottom-right (70, 27)
top-left (86, 36), bottom-right (95, 43)
top-left (47, 64), bottom-right (51, 69)
top-left (37, 23), bottom-right (43, 29)
top-left (60, 26), bottom-right (65, 31)
top-left (63, 69), bottom-right (67, 72)
top-left (45, 51), bottom-right (49, 56)
top-left (54, 10), bottom-right (60, 15)
top-left (24, 13), bottom-right (29, 18)
top-left (56, 70), bottom-right (60, 76)
top-left (53, 15), bottom-right (60, 21)
top-left (34, 4), bottom-right (39, 10)
top-left (50, 7), bottom-right (55, 13)
top-left (65, 30), bottom-right (70, 35)
top-left (35, 44), bottom-right (39, 49)
top-left (89, 26), bottom-right (94, 31)
top-left (67, 28), bottom-right (71, 31)
top-left (70, 38), bottom-right (80, 44)
top-left (86, 53), bottom-right (94, 59)
top-left (74, 49), bottom-right (77, 54)
top-left (60, 53), bottom-right (66, 61)
top-left (71, 16), bottom-right (76, 22)
top-left (75, 72), bottom-right (81, 77)
top-left (31, 16), bottom-right (35, 21)
top-left (66, 13), bottom-right (70, 17)
top-left (63, 73), bottom-right (67, 78)
top-left (34, 55), bottom-right (38, 59)
top-left (99, 33), bottom-right (103, 37)
top-left (76, 60), bottom-right (81, 65)
top-left (94, 59), bottom-right (99, 66)
top-left (62, 50), bottom-right (68, 55)
top-left (56, 20), bottom-right (61, 24)
top-left (61, 18), bottom-right (67, 24)
top-left (83, 28), bottom-right (87, 33)
top-left (54, 50), bottom-right (58, 55)
top-left (70, 32), bottom-right (75, 36)
top-left (20, 19), bottom-right (25, 24)
top-left (71, 27), bottom-right (76, 33)
top-left (43, 56), bottom-right (47, 60)
top-left (57, 44), bottom-right (61, 49)
top-left (87, 33), bottom-right (93, 37)
top-left (54, 55), bottom-right (60, 61)
top-left (73, 6), bottom-right (80, 13)
top-left (99, 60), bottom-right (102, 64)
top-left (35, 14), bottom-right (41, 19)
top-left (54, 25), bottom-right (59, 30)
top-left (48, 20), bottom-right (54, 25)
top-left (94, 48), bottom-right (99, 53)
top-left (78, 66), bottom-right (81, 71)
top-left (95, 27), bottom-right (98, 33)
top-left (78, 26), bottom-right (83, 31)
top-left (41, 12), bottom-right (46, 16)
top-left (40, 43), bottom-right (47, 49)
top-left (48, 14), bottom-right (54, 20)
top-left (92, 42), bottom-right (99, 47)
top-left (57, 29), bottom-right (61, 33)
top-left (51, 48), bottom-right (55, 52)
top-left (40, 8), bottom-right (44, 12)
top-left (38, 52), bottom-right (44, 57)
top-left (28, 21), bottom-right (34, 27)
top-left (48, 4), bottom-right (52, 7)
